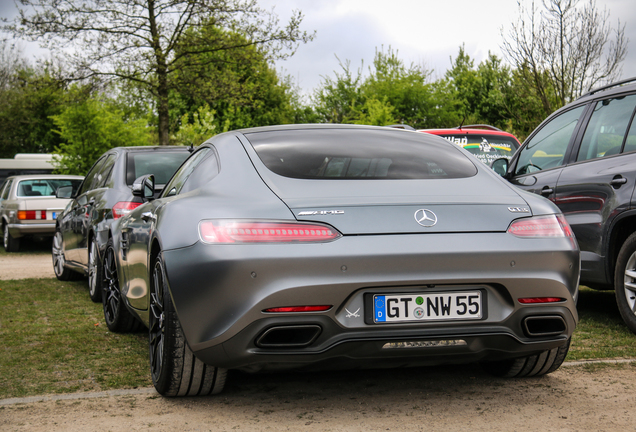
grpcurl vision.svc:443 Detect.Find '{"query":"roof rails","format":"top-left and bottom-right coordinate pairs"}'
top-left (581, 76), bottom-right (636, 98)
top-left (454, 124), bottom-right (503, 132)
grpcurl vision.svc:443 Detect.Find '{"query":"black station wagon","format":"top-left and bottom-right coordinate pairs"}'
top-left (52, 146), bottom-right (190, 302)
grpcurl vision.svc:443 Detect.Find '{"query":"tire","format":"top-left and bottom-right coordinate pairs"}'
top-left (88, 237), bottom-right (103, 302)
top-left (149, 251), bottom-right (227, 397)
top-left (3, 223), bottom-right (20, 252)
top-left (614, 232), bottom-right (636, 334)
top-left (102, 238), bottom-right (143, 333)
top-left (481, 338), bottom-right (570, 378)
top-left (52, 230), bottom-right (82, 281)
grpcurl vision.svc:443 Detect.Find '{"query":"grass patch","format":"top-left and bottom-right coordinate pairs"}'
top-left (568, 286), bottom-right (636, 360)
top-left (0, 278), bottom-right (150, 399)
top-left (1, 278), bottom-right (636, 400)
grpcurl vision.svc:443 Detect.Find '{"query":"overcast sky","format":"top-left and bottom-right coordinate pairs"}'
top-left (2, 0), bottom-right (636, 96)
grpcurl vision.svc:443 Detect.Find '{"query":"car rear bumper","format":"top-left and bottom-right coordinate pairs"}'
top-left (8, 222), bottom-right (56, 237)
top-left (157, 231), bottom-right (580, 370)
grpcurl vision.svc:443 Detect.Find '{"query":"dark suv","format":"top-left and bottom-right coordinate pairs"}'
top-left (52, 146), bottom-right (190, 302)
top-left (492, 77), bottom-right (636, 333)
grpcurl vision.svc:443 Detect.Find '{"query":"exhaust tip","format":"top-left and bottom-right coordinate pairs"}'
top-left (523, 315), bottom-right (566, 337)
top-left (256, 325), bottom-right (322, 348)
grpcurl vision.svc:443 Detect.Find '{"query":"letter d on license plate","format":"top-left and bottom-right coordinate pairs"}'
top-left (374, 291), bottom-right (482, 323)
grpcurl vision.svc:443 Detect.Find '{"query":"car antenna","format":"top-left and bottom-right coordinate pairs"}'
top-left (458, 115), bottom-right (466, 130)
top-left (187, 143), bottom-right (194, 153)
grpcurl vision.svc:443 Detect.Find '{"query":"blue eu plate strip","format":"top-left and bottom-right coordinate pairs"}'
top-left (374, 296), bottom-right (386, 322)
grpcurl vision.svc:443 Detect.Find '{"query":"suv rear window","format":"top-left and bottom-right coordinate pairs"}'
top-left (245, 129), bottom-right (478, 179)
top-left (126, 151), bottom-right (190, 185)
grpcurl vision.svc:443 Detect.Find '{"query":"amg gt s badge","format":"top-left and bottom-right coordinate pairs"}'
top-left (297, 210), bottom-right (345, 216)
top-left (414, 209), bottom-right (438, 227)
top-left (508, 207), bottom-right (530, 213)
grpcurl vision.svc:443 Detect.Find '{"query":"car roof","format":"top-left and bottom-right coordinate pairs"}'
top-left (107, 146), bottom-right (190, 152)
top-left (4, 174), bottom-right (84, 181)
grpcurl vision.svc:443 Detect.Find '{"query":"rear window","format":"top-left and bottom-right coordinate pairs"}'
top-left (126, 151), bottom-right (190, 185)
top-left (245, 129), bottom-right (478, 179)
top-left (434, 134), bottom-right (520, 166)
top-left (17, 179), bottom-right (83, 197)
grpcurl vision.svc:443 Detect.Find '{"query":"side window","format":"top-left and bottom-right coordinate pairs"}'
top-left (94, 154), bottom-right (117, 188)
top-left (180, 151), bottom-right (219, 194)
top-left (79, 156), bottom-right (107, 195)
top-left (625, 114), bottom-right (636, 153)
top-left (515, 105), bottom-right (586, 176)
top-left (577, 95), bottom-right (636, 162)
top-left (162, 148), bottom-right (212, 197)
top-left (0, 179), bottom-right (12, 201)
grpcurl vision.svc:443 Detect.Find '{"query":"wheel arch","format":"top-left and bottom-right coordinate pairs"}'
top-left (607, 210), bottom-right (636, 286)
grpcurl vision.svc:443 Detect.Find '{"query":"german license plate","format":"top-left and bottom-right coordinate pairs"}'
top-left (373, 291), bottom-right (482, 323)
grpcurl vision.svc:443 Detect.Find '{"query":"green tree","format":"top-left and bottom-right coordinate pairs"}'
top-left (312, 58), bottom-right (365, 124)
top-left (0, 65), bottom-right (67, 158)
top-left (9, 0), bottom-right (314, 146)
top-left (169, 25), bottom-right (303, 133)
top-left (52, 88), bottom-right (151, 175)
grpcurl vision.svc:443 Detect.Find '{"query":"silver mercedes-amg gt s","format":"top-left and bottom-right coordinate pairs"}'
top-left (102, 124), bottom-right (580, 397)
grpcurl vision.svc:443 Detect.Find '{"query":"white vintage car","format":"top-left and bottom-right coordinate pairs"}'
top-left (0, 174), bottom-right (83, 252)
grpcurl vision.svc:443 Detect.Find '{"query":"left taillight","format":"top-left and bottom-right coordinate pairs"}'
top-left (507, 214), bottom-right (574, 238)
top-left (198, 220), bottom-right (342, 244)
top-left (18, 210), bottom-right (47, 220)
top-left (112, 202), bottom-right (142, 219)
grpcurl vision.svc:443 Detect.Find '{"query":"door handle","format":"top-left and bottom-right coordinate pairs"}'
top-left (540, 186), bottom-right (554, 196)
top-left (141, 212), bottom-right (156, 222)
top-left (610, 176), bottom-right (627, 189)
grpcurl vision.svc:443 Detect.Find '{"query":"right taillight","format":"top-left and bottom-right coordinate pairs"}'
top-left (507, 214), bottom-right (574, 238)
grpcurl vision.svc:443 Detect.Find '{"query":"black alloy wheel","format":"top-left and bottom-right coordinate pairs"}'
top-left (149, 251), bottom-right (226, 396)
top-left (102, 238), bottom-right (141, 332)
top-left (88, 237), bottom-right (103, 302)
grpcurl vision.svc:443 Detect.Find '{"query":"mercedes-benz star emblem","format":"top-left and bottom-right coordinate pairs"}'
top-left (414, 209), bottom-right (438, 227)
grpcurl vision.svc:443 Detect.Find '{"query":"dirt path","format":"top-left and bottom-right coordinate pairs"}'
top-left (0, 253), bottom-right (55, 280)
top-left (2, 363), bottom-right (636, 431)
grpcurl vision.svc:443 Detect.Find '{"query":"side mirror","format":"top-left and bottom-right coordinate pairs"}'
top-left (56, 185), bottom-right (74, 199)
top-left (132, 174), bottom-right (155, 201)
top-left (490, 158), bottom-right (509, 177)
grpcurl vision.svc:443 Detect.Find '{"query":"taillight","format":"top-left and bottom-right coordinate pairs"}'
top-left (112, 202), bottom-right (142, 219)
top-left (18, 210), bottom-right (47, 220)
top-left (518, 297), bottom-right (565, 304)
top-left (507, 214), bottom-right (574, 238)
top-left (264, 305), bottom-right (332, 313)
top-left (198, 220), bottom-right (342, 244)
